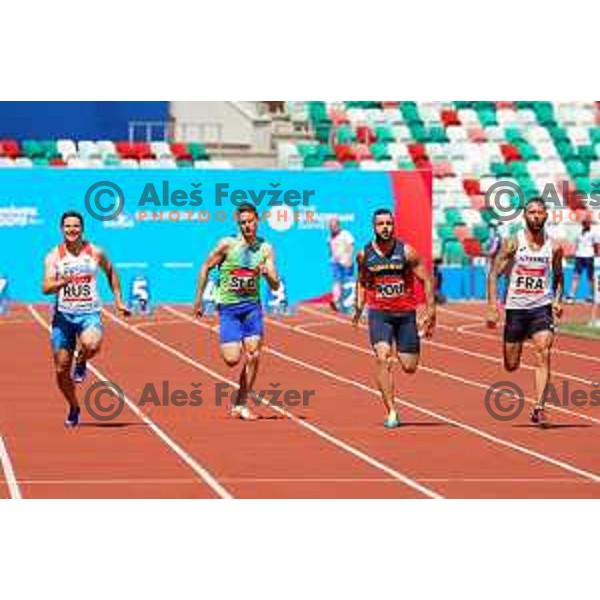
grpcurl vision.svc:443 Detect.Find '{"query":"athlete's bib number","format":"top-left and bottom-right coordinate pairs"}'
top-left (514, 275), bottom-right (545, 294)
top-left (230, 268), bottom-right (258, 295)
top-left (62, 281), bottom-right (92, 301)
top-left (375, 278), bottom-right (405, 300)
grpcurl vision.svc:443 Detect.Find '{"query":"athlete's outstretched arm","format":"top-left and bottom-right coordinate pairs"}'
top-left (406, 245), bottom-right (436, 338)
top-left (352, 250), bottom-right (367, 326)
top-left (99, 249), bottom-right (130, 317)
top-left (551, 242), bottom-right (564, 320)
top-left (192, 238), bottom-right (230, 318)
top-left (261, 243), bottom-right (280, 291)
top-left (42, 252), bottom-right (71, 295)
top-left (487, 237), bottom-right (516, 327)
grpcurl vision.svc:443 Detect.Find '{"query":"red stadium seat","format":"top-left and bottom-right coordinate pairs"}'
top-left (496, 101), bottom-right (516, 110)
top-left (408, 143), bottom-right (427, 161)
top-left (413, 156), bottom-right (432, 170)
top-left (500, 143), bottom-right (522, 162)
top-left (463, 178), bottom-right (482, 196)
top-left (440, 109), bottom-right (460, 127)
top-left (0, 139), bottom-right (21, 158)
top-left (170, 142), bottom-right (192, 161)
top-left (334, 144), bottom-right (357, 162)
top-left (356, 125), bottom-right (376, 144)
top-left (462, 237), bottom-right (482, 257)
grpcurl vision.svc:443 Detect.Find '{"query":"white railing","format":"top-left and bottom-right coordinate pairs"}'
top-left (128, 121), bottom-right (224, 147)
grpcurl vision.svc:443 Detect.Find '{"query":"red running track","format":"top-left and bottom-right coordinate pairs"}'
top-left (0, 302), bottom-right (598, 498)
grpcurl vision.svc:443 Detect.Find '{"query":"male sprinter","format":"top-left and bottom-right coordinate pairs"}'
top-left (42, 211), bottom-right (130, 427)
top-left (192, 203), bottom-right (280, 420)
top-left (352, 208), bottom-right (436, 428)
top-left (487, 198), bottom-right (564, 424)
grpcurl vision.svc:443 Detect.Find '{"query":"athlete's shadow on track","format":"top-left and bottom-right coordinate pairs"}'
top-left (388, 422), bottom-right (455, 428)
top-left (512, 423), bottom-right (593, 430)
top-left (79, 422), bottom-right (147, 429)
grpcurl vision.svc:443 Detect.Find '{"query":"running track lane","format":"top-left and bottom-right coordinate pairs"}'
top-left (0, 305), bottom-right (222, 498)
top-left (303, 305), bottom-right (600, 426)
top-left (90, 307), bottom-right (439, 499)
top-left (159, 305), bottom-right (600, 498)
top-left (426, 315), bottom-right (600, 423)
top-left (258, 305), bottom-right (600, 497)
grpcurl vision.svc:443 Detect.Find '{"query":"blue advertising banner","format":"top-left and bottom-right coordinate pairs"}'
top-left (0, 169), bottom-right (426, 306)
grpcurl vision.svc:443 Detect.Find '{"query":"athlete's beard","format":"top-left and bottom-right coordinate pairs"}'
top-left (375, 232), bottom-right (394, 249)
top-left (526, 219), bottom-right (546, 236)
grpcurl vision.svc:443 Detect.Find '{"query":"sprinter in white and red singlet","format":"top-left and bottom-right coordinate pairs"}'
top-left (352, 208), bottom-right (436, 429)
top-left (487, 198), bottom-right (564, 425)
top-left (42, 211), bottom-right (130, 428)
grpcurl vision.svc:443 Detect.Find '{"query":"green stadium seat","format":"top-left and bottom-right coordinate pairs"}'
top-left (188, 143), bottom-right (210, 161)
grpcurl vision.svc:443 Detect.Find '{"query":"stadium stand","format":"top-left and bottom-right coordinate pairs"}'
top-left (2, 100), bottom-right (599, 263)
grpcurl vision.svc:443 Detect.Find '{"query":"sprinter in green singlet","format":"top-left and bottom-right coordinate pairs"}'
top-left (192, 203), bottom-right (280, 420)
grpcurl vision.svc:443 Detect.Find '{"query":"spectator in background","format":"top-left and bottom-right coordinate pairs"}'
top-left (486, 219), bottom-right (502, 264)
top-left (566, 215), bottom-right (600, 303)
top-left (328, 217), bottom-right (354, 312)
top-left (433, 258), bottom-right (446, 304)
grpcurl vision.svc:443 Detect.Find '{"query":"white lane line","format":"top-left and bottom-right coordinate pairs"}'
top-left (454, 322), bottom-right (600, 365)
top-left (28, 305), bottom-right (233, 500)
top-left (0, 319), bottom-right (36, 326)
top-left (437, 306), bottom-right (482, 321)
top-left (200, 309), bottom-right (600, 484)
top-left (297, 309), bottom-right (600, 426)
top-left (8, 477), bottom-right (599, 485)
top-left (438, 307), bottom-right (600, 364)
top-left (121, 305), bottom-right (442, 499)
top-left (300, 306), bottom-right (599, 388)
top-left (132, 319), bottom-right (188, 330)
top-left (0, 436), bottom-right (22, 499)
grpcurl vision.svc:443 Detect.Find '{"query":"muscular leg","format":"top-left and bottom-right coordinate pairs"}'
top-left (531, 330), bottom-right (554, 409)
top-left (77, 327), bottom-right (103, 362)
top-left (397, 352), bottom-right (419, 374)
top-left (220, 342), bottom-right (243, 368)
top-left (373, 342), bottom-right (396, 415)
top-left (587, 264), bottom-right (595, 302)
top-left (503, 342), bottom-right (523, 372)
top-left (53, 349), bottom-right (78, 410)
top-left (237, 335), bottom-right (262, 407)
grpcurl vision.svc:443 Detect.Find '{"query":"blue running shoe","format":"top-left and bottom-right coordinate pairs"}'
top-left (65, 406), bottom-right (81, 428)
top-left (530, 407), bottom-right (545, 425)
top-left (383, 411), bottom-right (401, 429)
top-left (72, 358), bottom-right (87, 384)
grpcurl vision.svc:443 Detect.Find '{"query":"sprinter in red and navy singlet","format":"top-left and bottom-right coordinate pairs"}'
top-left (353, 209), bottom-right (436, 429)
